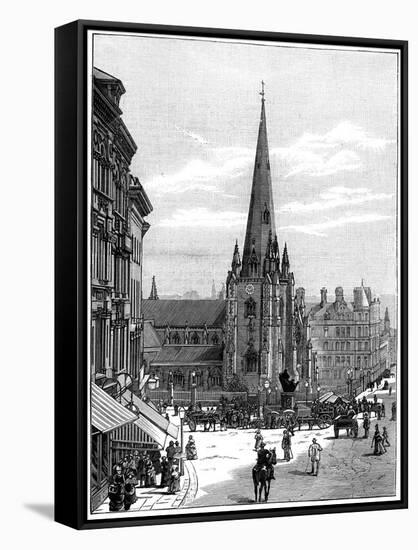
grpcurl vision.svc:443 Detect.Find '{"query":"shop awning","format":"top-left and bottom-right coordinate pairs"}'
top-left (121, 391), bottom-right (179, 447)
top-left (91, 383), bottom-right (137, 433)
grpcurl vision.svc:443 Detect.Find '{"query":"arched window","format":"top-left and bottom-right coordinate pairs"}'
top-left (328, 356), bottom-right (332, 368)
top-left (357, 326), bottom-right (362, 338)
top-left (194, 371), bottom-right (203, 386)
top-left (173, 371), bottom-right (184, 388)
top-left (336, 356), bottom-right (340, 366)
top-left (335, 341), bottom-right (340, 351)
top-left (336, 327), bottom-right (340, 337)
top-left (346, 327), bottom-right (351, 337)
top-left (171, 332), bottom-right (180, 344)
top-left (364, 356), bottom-right (368, 368)
top-left (190, 332), bottom-right (200, 345)
top-left (245, 344), bottom-right (258, 373)
top-left (324, 341), bottom-right (328, 351)
top-left (357, 356), bottom-right (361, 369)
top-left (346, 341), bottom-right (350, 351)
top-left (209, 368), bottom-right (222, 388)
top-left (245, 297), bottom-right (256, 318)
top-left (211, 332), bottom-right (219, 345)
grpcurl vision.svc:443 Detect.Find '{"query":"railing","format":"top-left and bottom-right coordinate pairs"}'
top-left (147, 389), bottom-right (247, 404)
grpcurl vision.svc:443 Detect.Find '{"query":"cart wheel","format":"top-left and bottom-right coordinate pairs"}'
top-left (318, 414), bottom-right (332, 429)
top-left (189, 419), bottom-right (197, 432)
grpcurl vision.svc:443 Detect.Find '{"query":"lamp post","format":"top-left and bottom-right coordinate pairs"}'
top-left (305, 380), bottom-right (309, 406)
top-left (317, 385), bottom-right (321, 400)
top-left (190, 370), bottom-right (197, 409)
top-left (178, 407), bottom-right (186, 476)
top-left (168, 370), bottom-right (174, 407)
top-left (346, 368), bottom-right (353, 398)
top-left (257, 384), bottom-right (263, 421)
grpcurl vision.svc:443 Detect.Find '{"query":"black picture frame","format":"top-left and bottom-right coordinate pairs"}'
top-left (55, 19), bottom-right (408, 530)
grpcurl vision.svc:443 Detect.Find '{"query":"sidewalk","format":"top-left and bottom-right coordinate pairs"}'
top-left (95, 460), bottom-right (198, 514)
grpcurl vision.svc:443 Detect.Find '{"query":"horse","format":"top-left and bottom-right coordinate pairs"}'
top-left (252, 465), bottom-right (270, 502)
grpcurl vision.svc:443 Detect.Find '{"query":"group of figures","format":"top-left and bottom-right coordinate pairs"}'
top-left (107, 437), bottom-right (199, 511)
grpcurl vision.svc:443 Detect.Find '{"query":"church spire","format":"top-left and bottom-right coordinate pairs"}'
top-left (281, 242), bottom-right (290, 277)
top-left (149, 275), bottom-right (159, 300)
top-left (241, 82), bottom-right (276, 277)
top-left (231, 239), bottom-right (241, 274)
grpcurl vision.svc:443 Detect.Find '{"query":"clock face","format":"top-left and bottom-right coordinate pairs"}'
top-left (245, 284), bottom-right (254, 295)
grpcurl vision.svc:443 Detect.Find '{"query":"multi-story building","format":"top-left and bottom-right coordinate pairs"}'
top-left (308, 284), bottom-right (381, 394)
top-left (91, 67), bottom-right (152, 389)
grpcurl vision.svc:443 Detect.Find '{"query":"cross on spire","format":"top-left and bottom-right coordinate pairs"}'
top-left (260, 80), bottom-right (265, 100)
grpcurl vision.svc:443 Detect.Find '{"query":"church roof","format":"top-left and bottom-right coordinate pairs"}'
top-left (241, 88), bottom-right (277, 276)
top-left (143, 320), bottom-right (162, 350)
top-left (142, 299), bottom-right (226, 327)
top-left (151, 345), bottom-right (223, 366)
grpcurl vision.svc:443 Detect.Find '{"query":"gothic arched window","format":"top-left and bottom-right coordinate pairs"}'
top-left (173, 370), bottom-right (184, 388)
top-left (190, 332), bottom-right (200, 345)
top-left (245, 344), bottom-right (258, 373)
top-left (211, 332), bottom-right (219, 345)
top-left (245, 297), bottom-right (256, 318)
top-left (171, 332), bottom-right (180, 344)
top-left (209, 368), bottom-right (222, 388)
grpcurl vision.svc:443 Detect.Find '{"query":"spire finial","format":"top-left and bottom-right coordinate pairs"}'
top-left (260, 80), bottom-right (265, 101)
top-left (149, 275), bottom-right (159, 300)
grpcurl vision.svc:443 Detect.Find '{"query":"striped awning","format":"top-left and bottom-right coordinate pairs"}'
top-left (91, 384), bottom-right (137, 433)
top-left (121, 391), bottom-right (179, 448)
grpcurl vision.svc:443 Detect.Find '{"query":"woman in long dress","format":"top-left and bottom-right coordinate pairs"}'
top-left (185, 435), bottom-right (198, 460)
top-left (281, 429), bottom-right (292, 461)
top-left (168, 465), bottom-right (181, 494)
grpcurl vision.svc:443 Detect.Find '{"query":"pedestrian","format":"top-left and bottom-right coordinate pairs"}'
top-left (112, 464), bottom-right (125, 486)
top-left (124, 472), bottom-right (137, 510)
top-left (174, 404), bottom-right (179, 416)
top-left (185, 435), bottom-right (198, 460)
top-left (165, 413), bottom-right (170, 422)
top-left (167, 464), bottom-right (181, 494)
top-left (363, 412), bottom-right (371, 438)
top-left (382, 426), bottom-right (390, 449)
top-left (144, 455), bottom-right (156, 486)
top-left (281, 429), bottom-right (292, 461)
top-left (166, 440), bottom-right (176, 464)
top-left (160, 456), bottom-right (170, 487)
top-left (371, 425), bottom-right (385, 455)
top-left (137, 452), bottom-right (146, 487)
top-left (307, 438), bottom-right (323, 476)
top-left (381, 402), bottom-right (386, 418)
top-left (254, 428), bottom-right (263, 451)
top-left (391, 402), bottom-right (396, 421)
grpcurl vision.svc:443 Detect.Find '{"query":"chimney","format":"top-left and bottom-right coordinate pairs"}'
top-left (335, 286), bottom-right (344, 303)
top-left (320, 287), bottom-right (327, 307)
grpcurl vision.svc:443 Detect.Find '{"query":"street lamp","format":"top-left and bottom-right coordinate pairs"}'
top-left (305, 380), bottom-right (309, 406)
top-left (317, 385), bottom-right (321, 400)
top-left (346, 368), bottom-right (353, 398)
top-left (190, 370), bottom-right (197, 408)
top-left (168, 370), bottom-right (174, 406)
top-left (178, 407), bottom-right (186, 476)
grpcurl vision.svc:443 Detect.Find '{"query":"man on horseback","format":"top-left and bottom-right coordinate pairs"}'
top-left (254, 442), bottom-right (275, 480)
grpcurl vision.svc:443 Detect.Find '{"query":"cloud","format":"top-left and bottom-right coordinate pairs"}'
top-left (175, 125), bottom-right (209, 145)
top-left (279, 213), bottom-right (390, 237)
top-left (158, 207), bottom-right (247, 228)
top-left (144, 152), bottom-right (252, 195)
top-left (279, 186), bottom-right (393, 214)
top-left (271, 121), bottom-right (392, 178)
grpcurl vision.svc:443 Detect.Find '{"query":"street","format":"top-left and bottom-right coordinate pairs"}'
top-left (185, 380), bottom-right (397, 508)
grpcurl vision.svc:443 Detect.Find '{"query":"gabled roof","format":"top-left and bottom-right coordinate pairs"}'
top-left (144, 320), bottom-right (162, 350)
top-left (142, 299), bottom-right (226, 327)
top-left (151, 345), bottom-right (223, 366)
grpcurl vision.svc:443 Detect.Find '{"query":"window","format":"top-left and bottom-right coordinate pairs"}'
top-left (358, 326), bottom-right (362, 338)
top-left (336, 327), bottom-right (340, 337)
top-left (335, 341), bottom-right (340, 351)
top-left (211, 332), bottom-right (219, 345)
top-left (171, 332), bottom-right (180, 344)
top-left (245, 345), bottom-right (258, 373)
top-left (341, 327), bottom-right (346, 338)
top-left (364, 357), bottom-right (368, 368)
top-left (324, 327), bottom-right (328, 337)
top-left (346, 356), bottom-right (351, 366)
top-left (336, 356), bottom-right (340, 366)
top-left (358, 341), bottom-right (362, 351)
top-left (173, 371), bottom-right (184, 387)
top-left (347, 327), bottom-right (351, 337)
top-left (357, 356), bottom-right (361, 368)
top-left (190, 332), bottom-right (200, 345)
top-left (328, 357), bottom-right (332, 367)
top-left (341, 356), bottom-right (346, 367)
top-left (209, 368), bottom-right (222, 387)
top-left (245, 297), bottom-right (256, 318)
top-left (364, 340), bottom-right (369, 350)
top-left (324, 341), bottom-right (328, 351)
top-left (341, 342), bottom-right (345, 351)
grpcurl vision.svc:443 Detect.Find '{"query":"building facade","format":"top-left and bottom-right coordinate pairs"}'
top-left (91, 67), bottom-right (152, 390)
top-left (308, 284), bottom-right (382, 394)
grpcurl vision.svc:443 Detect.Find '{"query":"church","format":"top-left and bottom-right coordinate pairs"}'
top-left (143, 87), bottom-right (309, 398)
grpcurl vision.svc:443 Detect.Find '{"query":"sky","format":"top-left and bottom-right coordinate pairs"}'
top-left (93, 33), bottom-right (399, 300)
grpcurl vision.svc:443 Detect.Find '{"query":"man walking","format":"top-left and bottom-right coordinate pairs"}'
top-left (363, 412), bottom-right (371, 438)
top-left (307, 438), bottom-right (323, 476)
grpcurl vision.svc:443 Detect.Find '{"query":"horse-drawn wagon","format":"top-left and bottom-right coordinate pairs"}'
top-left (185, 409), bottom-right (221, 432)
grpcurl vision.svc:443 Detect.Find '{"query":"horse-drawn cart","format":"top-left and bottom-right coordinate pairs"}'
top-left (185, 409), bottom-right (221, 432)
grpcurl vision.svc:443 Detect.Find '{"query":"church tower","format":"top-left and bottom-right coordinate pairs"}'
top-left (224, 83), bottom-right (297, 396)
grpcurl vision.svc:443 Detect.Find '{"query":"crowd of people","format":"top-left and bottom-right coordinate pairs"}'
top-left (107, 436), bottom-right (199, 511)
